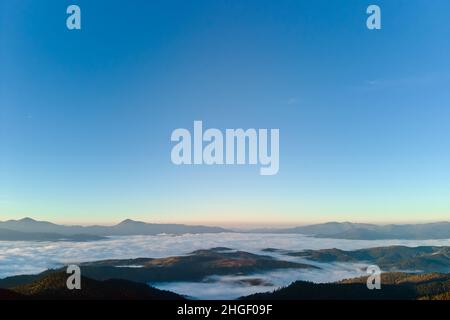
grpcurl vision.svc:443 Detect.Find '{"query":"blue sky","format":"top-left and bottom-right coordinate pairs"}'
top-left (1, 0), bottom-right (450, 225)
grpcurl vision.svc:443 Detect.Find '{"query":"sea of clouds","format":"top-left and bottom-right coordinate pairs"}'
top-left (1, 233), bottom-right (450, 299)
top-left (151, 262), bottom-right (370, 299)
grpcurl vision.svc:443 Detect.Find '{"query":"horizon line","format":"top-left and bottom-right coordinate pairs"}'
top-left (1, 216), bottom-right (449, 229)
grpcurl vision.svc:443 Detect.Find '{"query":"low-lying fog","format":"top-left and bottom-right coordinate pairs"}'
top-left (1, 233), bottom-right (450, 298)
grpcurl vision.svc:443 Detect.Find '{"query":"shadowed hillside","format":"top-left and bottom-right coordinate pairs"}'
top-left (0, 248), bottom-right (317, 291)
top-left (78, 248), bottom-right (318, 283)
top-left (288, 246), bottom-right (450, 273)
top-left (11, 272), bottom-right (185, 300)
top-left (0, 288), bottom-right (24, 300)
top-left (241, 273), bottom-right (450, 300)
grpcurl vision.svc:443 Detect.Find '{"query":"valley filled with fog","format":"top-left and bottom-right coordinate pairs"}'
top-left (1, 233), bottom-right (450, 299)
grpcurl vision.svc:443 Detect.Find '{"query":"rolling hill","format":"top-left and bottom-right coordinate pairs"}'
top-left (241, 272), bottom-right (450, 300)
top-left (2, 218), bottom-right (450, 240)
top-left (287, 246), bottom-right (450, 273)
top-left (10, 272), bottom-right (185, 300)
top-left (78, 247), bottom-right (317, 283)
top-left (0, 248), bottom-right (317, 288)
top-left (248, 221), bottom-right (450, 240)
top-left (0, 217), bottom-right (231, 241)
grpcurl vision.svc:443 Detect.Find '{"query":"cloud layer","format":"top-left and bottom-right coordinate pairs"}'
top-left (1, 233), bottom-right (450, 298)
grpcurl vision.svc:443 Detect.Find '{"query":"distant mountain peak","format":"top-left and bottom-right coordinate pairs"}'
top-left (117, 219), bottom-right (145, 226)
top-left (0, 217), bottom-right (229, 238)
top-left (19, 217), bottom-right (37, 222)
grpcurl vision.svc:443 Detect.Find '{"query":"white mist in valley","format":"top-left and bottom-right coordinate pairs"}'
top-left (1, 233), bottom-right (450, 299)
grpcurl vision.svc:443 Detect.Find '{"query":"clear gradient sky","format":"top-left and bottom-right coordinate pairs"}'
top-left (1, 0), bottom-right (450, 226)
